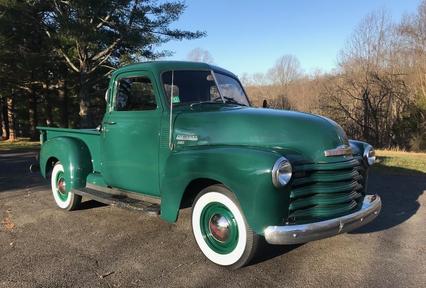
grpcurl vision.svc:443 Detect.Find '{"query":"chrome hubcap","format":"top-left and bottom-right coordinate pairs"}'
top-left (57, 178), bottom-right (66, 193)
top-left (209, 214), bottom-right (230, 242)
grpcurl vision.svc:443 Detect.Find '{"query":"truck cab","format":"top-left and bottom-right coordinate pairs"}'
top-left (38, 61), bottom-right (381, 269)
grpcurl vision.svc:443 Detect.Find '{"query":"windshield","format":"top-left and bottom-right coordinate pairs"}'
top-left (214, 72), bottom-right (250, 106)
top-left (162, 70), bottom-right (249, 106)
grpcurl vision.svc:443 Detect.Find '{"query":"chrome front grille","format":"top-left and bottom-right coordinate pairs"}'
top-left (288, 157), bottom-right (366, 224)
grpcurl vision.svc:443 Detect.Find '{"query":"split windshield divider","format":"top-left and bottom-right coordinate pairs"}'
top-left (189, 70), bottom-right (226, 109)
top-left (210, 70), bottom-right (226, 104)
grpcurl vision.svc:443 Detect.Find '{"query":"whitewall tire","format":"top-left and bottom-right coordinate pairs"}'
top-left (51, 163), bottom-right (81, 211)
top-left (191, 185), bottom-right (259, 269)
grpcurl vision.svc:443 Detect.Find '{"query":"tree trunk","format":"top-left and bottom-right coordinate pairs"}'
top-left (28, 86), bottom-right (38, 140)
top-left (0, 98), bottom-right (8, 140)
top-left (58, 79), bottom-right (69, 128)
top-left (362, 88), bottom-right (370, 142)
top-left (0, 99), bottom-right (3, 139)
top-left (45, 93), bottom-right (53, 126)
top-left (79, 71), bottom-right (93, 128)
top-left (7, 96), bottom-right (16, 141)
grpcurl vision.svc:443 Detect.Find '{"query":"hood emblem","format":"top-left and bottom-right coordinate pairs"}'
top-left (324, 145), bottom-right (352, 157)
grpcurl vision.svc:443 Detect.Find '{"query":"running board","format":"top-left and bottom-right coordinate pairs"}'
top-left (72, 187), bottom-right (160, 216)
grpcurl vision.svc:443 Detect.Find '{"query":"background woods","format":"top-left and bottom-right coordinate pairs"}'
top-left (0, 0), bottom-right (204, 139)
top-left (243, 3), bottom-right (426, 151)
top-left (1, 1), bottom-right (425, 152)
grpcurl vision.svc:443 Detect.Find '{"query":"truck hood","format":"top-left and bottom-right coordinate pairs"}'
top-left (173, 106), bottom-right (350, 163)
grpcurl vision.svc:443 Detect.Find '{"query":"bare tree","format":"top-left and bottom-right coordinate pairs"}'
top-left (240, 72), bottom-right (270, 86)
top-left (241, 4), bottom-right (426, 151)
top-left (267, 55), bottom-right (302, 86)
top-left (187, 48), bottom-right (214, 63)
top-left (320, 9), bottom-right (419, 147)
top-left (265, 55), bottom-right (302, 109)
top-left (397, 0), bottom-right (426, 150)
top-left (398, 1), bottom-right (426, 104)
top-left (340, 9), bottom-right (394, 73)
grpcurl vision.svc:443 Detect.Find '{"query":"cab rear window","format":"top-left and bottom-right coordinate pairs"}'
top-left (115, 76), bottom-right (157, 111)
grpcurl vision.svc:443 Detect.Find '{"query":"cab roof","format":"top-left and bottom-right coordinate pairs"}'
top-left (111, 61), bottom-right (238, 79)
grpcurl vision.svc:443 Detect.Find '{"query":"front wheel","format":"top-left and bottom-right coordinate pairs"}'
top-left (191, 185), bottom-right (259, 269)
top-left (51, 163), bottom-right (81, 211)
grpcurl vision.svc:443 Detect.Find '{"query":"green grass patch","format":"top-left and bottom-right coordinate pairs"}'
top-left (373, 150), bottom-right (426, 175)
top-left (0, 138), bottom-right (40, 152)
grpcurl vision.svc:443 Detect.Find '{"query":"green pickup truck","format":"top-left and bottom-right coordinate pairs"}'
top-left (37, 61), bottom-right (381, 268)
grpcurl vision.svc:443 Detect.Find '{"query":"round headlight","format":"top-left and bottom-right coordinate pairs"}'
top-left (272, 157), bottom-right (292, 188)
top-left (364, 145), bottom-right (376, 166)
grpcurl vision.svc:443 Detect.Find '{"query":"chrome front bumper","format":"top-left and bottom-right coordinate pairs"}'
top-left (264, 195), bottom-right (382, 245)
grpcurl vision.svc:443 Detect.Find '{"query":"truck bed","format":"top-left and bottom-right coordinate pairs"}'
top-left (37, 126), bottom-right (101, 172)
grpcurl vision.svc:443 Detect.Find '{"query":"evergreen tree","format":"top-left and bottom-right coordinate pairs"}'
top-left (41, 0), bottom-right (205, 127)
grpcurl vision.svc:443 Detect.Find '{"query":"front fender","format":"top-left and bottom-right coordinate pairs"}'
top-left (349, 139), bottom-right (370, 156)
top-left (39, 137), bottom-right (93, 192)
top-left (160, 147), bottom-right (290, 235)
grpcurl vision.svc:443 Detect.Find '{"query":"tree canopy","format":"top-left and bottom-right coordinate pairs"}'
top-left (0, 0), bottom-right (205, 138)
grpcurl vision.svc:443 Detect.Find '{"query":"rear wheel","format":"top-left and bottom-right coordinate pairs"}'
top-left (191, 185), bottom-right (259, 269)
top-left (51, 163), bottom-right (81, 211)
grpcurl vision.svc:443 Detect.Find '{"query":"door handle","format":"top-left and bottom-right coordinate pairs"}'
top-left (103, 121), bottom-right (117, 125)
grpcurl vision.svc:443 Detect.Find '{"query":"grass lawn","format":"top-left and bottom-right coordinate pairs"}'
top-left (374, 149), bottom-right (426, 175)
top-left (0, 138), bottom-right (40, 152)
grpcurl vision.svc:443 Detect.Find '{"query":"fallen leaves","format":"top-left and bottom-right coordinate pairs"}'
top-left (1, 216), bottom-right (15, 231)
top-left (2, 209), bottom-right (16, 231)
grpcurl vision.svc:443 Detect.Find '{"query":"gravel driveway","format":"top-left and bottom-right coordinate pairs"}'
top-left (0, 150), bottom-right (425, 288)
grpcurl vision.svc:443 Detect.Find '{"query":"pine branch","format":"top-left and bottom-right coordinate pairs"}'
top-left (91, 39), bottom-right (121, 62)
top-left (96, 14), bottom-right (112, 29)
top-left (57, 48), bottom-right (80, 72)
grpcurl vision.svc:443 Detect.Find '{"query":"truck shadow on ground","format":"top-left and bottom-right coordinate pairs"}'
top-left (79, 199), bottom-right (107, 210)
top-left (349, 166), bottom-right (425, 234)
top-left (0, 150), bottom-right (45, 193)
top-left (250, 239), bottom-right (302, 266)
top-left (0, 150), bottom-right (108, 210)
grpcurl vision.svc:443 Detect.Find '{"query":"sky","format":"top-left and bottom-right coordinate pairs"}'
top-left (160, 0), bottom-right (421, 77)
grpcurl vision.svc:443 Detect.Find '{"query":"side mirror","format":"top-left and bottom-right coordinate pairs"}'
top-left (262, 99), bottom-right (268, 108)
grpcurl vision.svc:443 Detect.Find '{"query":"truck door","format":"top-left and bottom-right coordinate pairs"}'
top-left (101, 70), bottom-right (161, 196)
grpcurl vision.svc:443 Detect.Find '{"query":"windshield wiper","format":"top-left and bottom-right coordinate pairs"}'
top-left (189, 100), bottom-right (223, 109)
top-left (222, 96), bottom-right (247, 106)
top-left (189, 96), bottom-right (247, 109)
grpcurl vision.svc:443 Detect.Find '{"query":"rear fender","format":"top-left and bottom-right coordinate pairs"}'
top-left (39, 137), bottom-right (93, 192)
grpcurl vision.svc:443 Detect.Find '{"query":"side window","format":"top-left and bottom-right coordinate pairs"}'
top-left (115, 76), bottom-right (157, 111)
